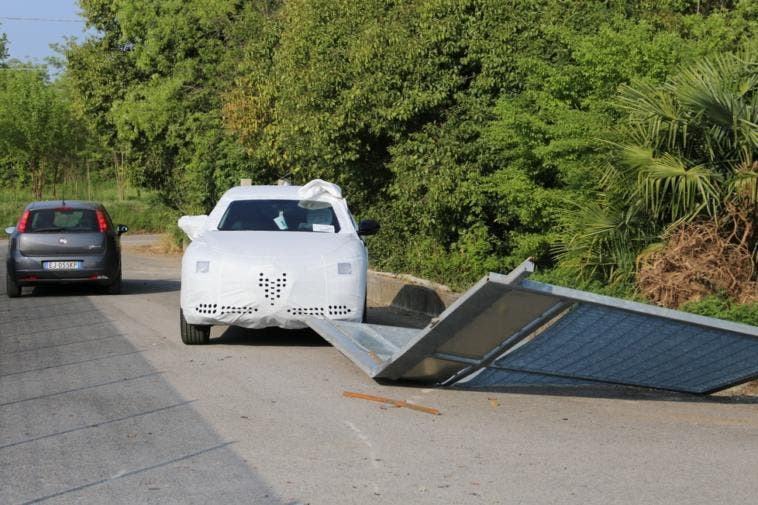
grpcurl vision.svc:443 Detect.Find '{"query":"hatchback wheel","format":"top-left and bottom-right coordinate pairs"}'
top-left (6, 275), bottom-right (21, 298)
top-left (105, 271), bottom-right (122, 295)
top-left (180, 309), bottom-right (210, 345)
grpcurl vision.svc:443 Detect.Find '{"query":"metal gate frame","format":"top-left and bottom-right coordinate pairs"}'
top-left (307, 260), bottom-right (758, 394)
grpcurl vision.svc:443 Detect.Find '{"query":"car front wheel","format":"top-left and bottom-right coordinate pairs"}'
top-left (180, 309), bottom-right (210, 345)
top-left (6, 274), bottom-right (20, 298)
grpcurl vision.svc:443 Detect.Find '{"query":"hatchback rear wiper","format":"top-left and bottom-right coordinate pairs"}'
top-left (32, 227), bottom-right (66, 232)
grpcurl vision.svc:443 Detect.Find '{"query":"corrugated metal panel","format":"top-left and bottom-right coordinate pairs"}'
top-left (306, 260), bottom-right (758, 394)
top-left (460, 368), bottom-right (597, 388)
top-left (470, 291), bottom-right (758, 394)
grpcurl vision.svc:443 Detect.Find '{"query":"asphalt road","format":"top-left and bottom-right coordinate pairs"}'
top-left (1, 237), bottom-right (757, 504)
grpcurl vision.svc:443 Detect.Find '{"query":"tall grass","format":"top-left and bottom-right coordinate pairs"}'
top-left (0, 180), bottom-right (178, 233)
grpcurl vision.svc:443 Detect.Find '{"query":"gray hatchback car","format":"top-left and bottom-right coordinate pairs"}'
top-left (5, 201), bottom-right (128, 297)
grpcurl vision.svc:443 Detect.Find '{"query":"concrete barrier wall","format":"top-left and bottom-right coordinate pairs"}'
top-left (368, 270), bottom-right (459, 318)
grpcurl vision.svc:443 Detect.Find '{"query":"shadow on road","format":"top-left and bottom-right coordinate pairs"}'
top-left (21, 279), bottom-right (180, 297)
top-left (369, 377), bottom-right (758, 404)
top-left (445, 383), bottom-right (758, 405)
top-left (121, 278), bottom-right (180, 295)
top-left (27, 284), bottom-right (110, 297)
top-left (0, 267), bottom-right (283, 504)
top-left (213, 325), bottom-right (328, 347)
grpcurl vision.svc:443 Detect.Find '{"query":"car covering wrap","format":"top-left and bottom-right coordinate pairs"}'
top-left (179, 180), bottom-right (367, 329)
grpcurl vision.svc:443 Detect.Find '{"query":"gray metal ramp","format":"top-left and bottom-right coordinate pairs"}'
top-left (306, 260), bottom-right (758, 394)
top-left (304, 320), bottom-right (418, 377)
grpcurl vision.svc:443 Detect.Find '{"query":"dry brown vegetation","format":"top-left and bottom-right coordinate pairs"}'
top-left (636, 202), bottom-right (757, 308)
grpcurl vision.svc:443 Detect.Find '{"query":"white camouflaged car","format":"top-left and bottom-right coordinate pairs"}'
top-left (178, 179), bottom-right (379, 344)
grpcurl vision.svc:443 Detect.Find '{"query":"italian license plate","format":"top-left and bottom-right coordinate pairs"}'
top-left (43, 261), bottom-right (82, 270)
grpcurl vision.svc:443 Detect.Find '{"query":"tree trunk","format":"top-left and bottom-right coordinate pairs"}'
top-left (51, 162), bottom-right (59, 199)
top-left (114, 150), bottom-right (127, 201)
top-left (31, 159), bottom-right (44, 200)
top-left (86, 160), bottom-right (92, 200)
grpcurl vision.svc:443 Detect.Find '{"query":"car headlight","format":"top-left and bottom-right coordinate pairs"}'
top-left (196, 261), bottom-right (210, 273)
top-left (337, 262), bottom-right (352, 275)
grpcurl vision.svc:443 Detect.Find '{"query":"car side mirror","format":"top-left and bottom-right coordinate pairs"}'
top-left (178, 215), bottom-right (209, 241)
top-left (357, 219), bottom-right (380, 236)
top-left (117, 224), bottom-right (129, 235)
top-left (5, 226), bottom-right (16, 235)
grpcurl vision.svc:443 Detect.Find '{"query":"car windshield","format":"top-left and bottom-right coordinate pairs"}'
top-left (27, 209), bottom-right (100, 233)
top-left (217, 199), bottom-right (341, 233)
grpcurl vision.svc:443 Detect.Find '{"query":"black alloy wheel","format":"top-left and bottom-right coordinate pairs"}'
top-left (180, 309), bottom-right (211, 345)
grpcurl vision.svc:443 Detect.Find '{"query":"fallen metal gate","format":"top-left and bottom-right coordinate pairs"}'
top-left (306, 260), bottom-right (758, 394)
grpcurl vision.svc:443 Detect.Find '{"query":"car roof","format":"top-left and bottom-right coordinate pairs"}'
top-left (221, 185), bottom-right (310, 200)
top-left (26, 200), bottom-right (103, 211)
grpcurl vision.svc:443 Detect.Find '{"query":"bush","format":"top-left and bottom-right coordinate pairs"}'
top-left (105, 196), bottom-right (179, 233)
top-left (681, 296), bottom-right (758, 327)
top-left (0, 184), bottom-right (176, 233)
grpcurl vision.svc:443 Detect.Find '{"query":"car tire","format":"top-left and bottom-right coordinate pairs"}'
top-left (180, 309), bottom-right (210, 345)
top-left (105, 271), bottom-right (122, 295)
top-left (6, 274), bottom-right (21, 298)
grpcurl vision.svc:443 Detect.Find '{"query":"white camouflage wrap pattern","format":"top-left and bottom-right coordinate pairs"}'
top-left (179, 180), bottom-right (367, 329)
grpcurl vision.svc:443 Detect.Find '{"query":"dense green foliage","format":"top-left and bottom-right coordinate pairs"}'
top-left (682, 296), bottom-right (758, 327)
top-left (2, 2), bottom-right (756, 320)
top-left (560, 48), bottom-right (758, 286)
top-left (219, 0), bottom-right (756, 289)
top-left (0, 182), bottom-right (176, 235)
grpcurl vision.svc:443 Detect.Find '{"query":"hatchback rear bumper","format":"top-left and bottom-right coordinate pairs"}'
top-left (7, 252), bottom-right (120, 286)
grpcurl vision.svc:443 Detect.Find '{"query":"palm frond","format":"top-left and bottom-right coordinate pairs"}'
top-left (731, 160), bottom-right (758, 205)
top-left (617, 80), bottom-right (680, 122)
top-left (675, 51), bottom-right (758, 160)
top-left (556, 199), bottom-right (656, 284)
top-left (617, 144), bottom-right (654, 173)
top-left (638, 153), bottom-right (721, 221)
top-left (617, 82), bottom-right (687, 153)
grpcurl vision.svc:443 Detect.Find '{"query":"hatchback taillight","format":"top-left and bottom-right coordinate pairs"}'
top-left (95, 209), bottom-right (109, 232)
top-left (17, 210), bottom-right (30, 233)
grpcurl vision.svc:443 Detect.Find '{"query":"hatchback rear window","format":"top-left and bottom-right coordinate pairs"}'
top-left (28, 209), bottom-right (100, 233)
top-left (218, 199), bottom-right (341, 233)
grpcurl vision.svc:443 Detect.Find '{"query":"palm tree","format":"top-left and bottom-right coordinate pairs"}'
top-left (559, 47), bottom-right (757, 285)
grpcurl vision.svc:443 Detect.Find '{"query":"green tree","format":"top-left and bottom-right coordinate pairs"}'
top-left (0, 26), bottom-right (7, 62)
top-left (68, 0), bottom-right (268, 213)
top-left (0, 67), bottom-right (84, 199)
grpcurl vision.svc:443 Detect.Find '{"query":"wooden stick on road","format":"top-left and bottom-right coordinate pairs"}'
top-left (343, 391), bottom-right (441, 415)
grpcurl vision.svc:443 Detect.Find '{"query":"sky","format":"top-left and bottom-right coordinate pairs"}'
top-left (0, 0), bottom-right (90, 64)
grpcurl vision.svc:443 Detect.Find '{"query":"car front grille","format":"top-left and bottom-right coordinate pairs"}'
top-left (258, 272), bottom-right (288, 307)
top-left (220, 305), bottom-right (258, 315)
top-left (287, 305), bottom-right (354, 318)
top-left (195, 303), bottom-right (217, 315)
